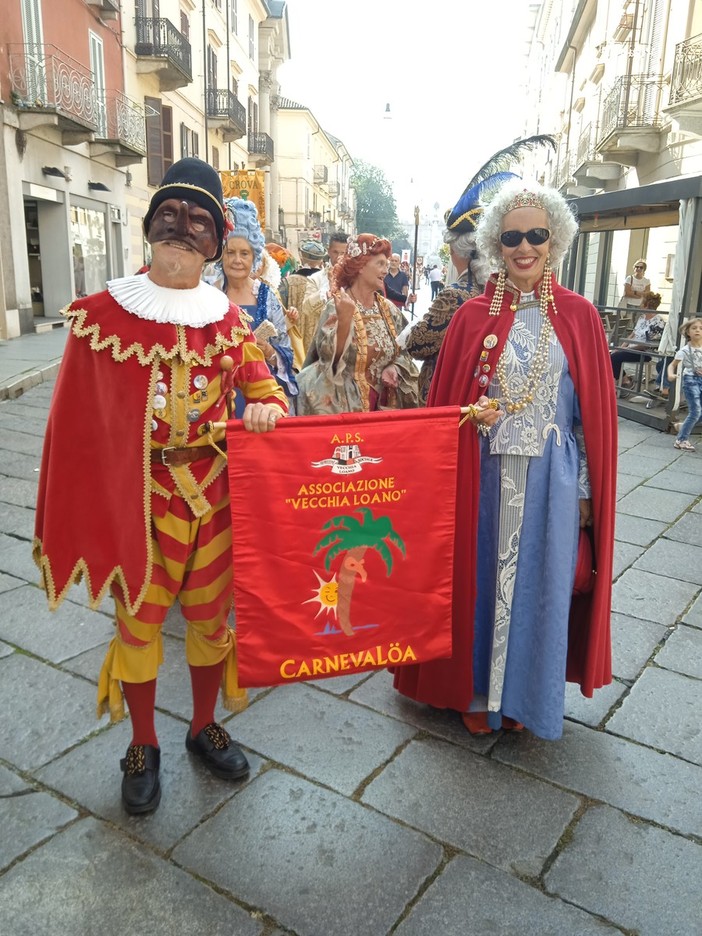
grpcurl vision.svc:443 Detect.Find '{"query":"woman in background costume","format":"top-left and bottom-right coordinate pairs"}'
top-left (296, 233), bottom-right (419, 414)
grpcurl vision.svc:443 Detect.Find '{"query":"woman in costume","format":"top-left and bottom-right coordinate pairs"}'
top-left (610, 290), bottom-right (665, 389)
top-left (206, 198), bottom-right (298, 407)
top-left (296, 233), bottom-right (419, 414)
top-left (404, 137), bottom-right (555, 406)
top-left (393, 179), bottom-right (617, 740)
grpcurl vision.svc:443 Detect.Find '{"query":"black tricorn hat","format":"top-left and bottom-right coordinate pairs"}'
top-left (143, 157), bottom-right (227, 261)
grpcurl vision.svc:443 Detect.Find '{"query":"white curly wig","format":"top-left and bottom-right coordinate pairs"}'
top-left (443, 228), bottom-right (490, 288)
top-left (475, 178), bottom-right (578, 273)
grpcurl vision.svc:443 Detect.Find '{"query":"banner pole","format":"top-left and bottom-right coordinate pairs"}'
top-left (410, 205), bottom-right (419, 320)
top-left (206, 406), bottom-right (489, 433)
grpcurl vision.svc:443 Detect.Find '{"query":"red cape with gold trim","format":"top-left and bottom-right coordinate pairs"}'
top-left (393, 277), bottom-right (617, 709)
top-left (33, 291), bottom-right (252, 615)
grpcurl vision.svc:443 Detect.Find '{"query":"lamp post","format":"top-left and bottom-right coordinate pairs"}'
top-left (411, 205), bottom-right (419, 320)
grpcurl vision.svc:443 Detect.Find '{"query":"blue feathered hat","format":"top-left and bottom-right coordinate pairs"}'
top-left (224, 196), bottom-right (265, 271)
top-left (445, 135), bottom-right (556, 235)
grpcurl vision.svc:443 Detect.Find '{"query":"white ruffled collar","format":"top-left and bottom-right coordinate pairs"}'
top-left (107, 274), bottom-right (229, 327)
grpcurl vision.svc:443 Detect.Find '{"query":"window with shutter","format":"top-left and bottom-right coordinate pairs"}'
top-left (162, 105), bottom-right (173, 172)
top-left (211, 146), bottom-right (219, 170)
top-left (145, 96), bottom-right (163, 186)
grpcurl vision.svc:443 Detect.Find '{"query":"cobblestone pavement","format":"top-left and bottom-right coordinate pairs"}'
top-left (1, 298), bottom-right (701, 935)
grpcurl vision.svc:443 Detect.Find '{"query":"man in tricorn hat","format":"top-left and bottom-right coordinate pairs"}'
top-left (34, 158), bottom-right (288, 815)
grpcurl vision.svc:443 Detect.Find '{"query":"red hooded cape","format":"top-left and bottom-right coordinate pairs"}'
top-left (33, 291), bottom-right (255, 615)
top-left (393, 277), bottom-right (617, 709)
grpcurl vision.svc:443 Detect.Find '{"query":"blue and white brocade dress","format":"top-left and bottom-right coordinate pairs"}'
top-left (471, 292), bottom-right (591, 739)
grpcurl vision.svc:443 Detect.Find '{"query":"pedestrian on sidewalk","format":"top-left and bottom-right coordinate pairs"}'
top-left (429, 265), bottom-right (444, 299)
top-left (668, 316), bottom-right (702, 452)
top-left (33, 158), bottom-right (288, 815)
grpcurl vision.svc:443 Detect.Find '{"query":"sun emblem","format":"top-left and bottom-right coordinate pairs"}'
top-left (304, 571), bottom-right (338, 618)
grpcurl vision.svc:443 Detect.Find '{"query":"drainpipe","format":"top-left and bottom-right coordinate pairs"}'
top-left (202, 0), bottom-right (208, 163)
top-left (565, 45), bottom-right (577, 179)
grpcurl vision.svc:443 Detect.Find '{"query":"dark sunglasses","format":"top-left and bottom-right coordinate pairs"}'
top-left (500, 228), bottom-right (551, 248)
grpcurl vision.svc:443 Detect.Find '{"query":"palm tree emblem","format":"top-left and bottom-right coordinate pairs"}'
top-left (313, 507), bottom-right (406, 636)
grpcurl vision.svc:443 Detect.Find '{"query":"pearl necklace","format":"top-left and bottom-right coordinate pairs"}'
top-left (495, 302), bottom-right (554, 414)
top-left (348, 290), bottom-right (377, 315)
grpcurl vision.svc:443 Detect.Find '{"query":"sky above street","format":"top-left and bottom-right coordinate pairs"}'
top-left (278, 0), bottom-right (535, 224)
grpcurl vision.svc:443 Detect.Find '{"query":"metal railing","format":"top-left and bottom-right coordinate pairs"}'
top-left (134, 16), bottom-right (191, 81)
top-left (8, 43), bottom-right (98, 131)
top-left (248, 131), bottom-right (274, 161)
top-left (205, 89), bottom-right (246, 134)
top-left (97, 90), bottom-right (146, 153)
top-left (576, 122), bottom-right (596, 166)
top-left (598, 73), bottom-right (666, 143)
top-left (669, 33), bottom-right (702, 106)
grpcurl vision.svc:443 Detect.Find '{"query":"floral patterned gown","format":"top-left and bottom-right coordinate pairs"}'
top-left (471, 293), bottom-right (590, 739)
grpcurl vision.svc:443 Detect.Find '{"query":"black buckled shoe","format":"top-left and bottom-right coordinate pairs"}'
top-left (120, 744), bottom-right (161, 815)
top-left (186, 722), bottom-right (249, 780)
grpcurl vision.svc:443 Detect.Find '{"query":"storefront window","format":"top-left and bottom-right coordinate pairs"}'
top-left (70, 205), bottom-right (106, 297)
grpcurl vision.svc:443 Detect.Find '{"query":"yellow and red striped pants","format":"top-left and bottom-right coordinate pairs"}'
top-left (97, 493), bottom-right (247, 722)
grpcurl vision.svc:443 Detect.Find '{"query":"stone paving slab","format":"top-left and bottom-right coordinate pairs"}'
top-left (348, 669), bottom-right (499, 753)
top-left (614, 473), bottom-right (641, 499)
top-left (0, 571), bottom-right (25, 595)
top-left (35, 713), bottom-right (263, 852)
top-left (0, 654), bottom-right (106, 771)
top-left (0, 428), bottom-right (44, 457)
top-left (617, 449), bottom-right (680, 476)
top-left (645, 467), bottom-right (702, 496)
top-left (396, 854), bottom-right (616, 936)
top-left (362, 737), bottom-right (580, 877)
top-left (230, 682), bottom-right (417, 796)
top-left (0, 639), bottom-right (14, 657)
top-left (0, 586), bottom-right (113, 663)
top-left (0, 411), bottom-right (48, 437)
top-left (545, 805), bottom-right (702, 936)
top-left (307, 669), bottom-right (373, 695)
top-left (173, 768), bottom-right (443, 936)
top-left (616, 486), bottom-right (697, 522)
top-left (683, 592), bottom-right (702, 629)
top-left (0, 502), bottom-right (36, 540)
top-left (0, 817), bottom-right (264, 936)
top-left (663, 509), bottom-right (702, 545)
top-left (0, 448), bottom-right (42, 482)
top-left (668, 451), bottom-right (702, 475)
top-left (605, 666), bottom-right (702, 765)
top-left (0, 539), bottom-right (44, 585)
top-left (614, 512), bottom-right (667, 547)
top-left (612, 539), bottom-right (645, 578)
top-left (0, 475), bottom-right (39, 511)
top-left (656, 624), bottom-right (702, 679)
top-left (0, 761), bottom-right (30, 794)
top-left (493, 721), bottom-right (702, 837)
top-left (0, 401), bottom-right (50, 423)
top-left (0, 784), bottom-right (78, 872)
top-left (564, 679), bottom-right (627, 727)
top-left (610, 613), bottom-right (667, 681)
top-left (611, 568), bottom-right (698, 625)
top-left (633, 537), bottom-right (702, 585)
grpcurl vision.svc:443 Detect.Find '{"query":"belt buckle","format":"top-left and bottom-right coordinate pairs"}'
top-left (160, 446), bottom-right (177, 465)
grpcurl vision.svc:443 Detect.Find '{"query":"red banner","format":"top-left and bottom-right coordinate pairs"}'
top-left (227, 408), bottom-right (459, 687)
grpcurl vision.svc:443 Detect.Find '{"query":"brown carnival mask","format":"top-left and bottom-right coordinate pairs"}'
top-left (147, 198), bottom-right (219, 260)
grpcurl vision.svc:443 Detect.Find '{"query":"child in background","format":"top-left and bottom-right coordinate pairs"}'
top-left (668, 318), bottom-right (702, 452)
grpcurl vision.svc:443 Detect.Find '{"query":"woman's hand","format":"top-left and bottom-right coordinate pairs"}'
top-left (257, 339), bottom-right (276, 363)
top-left (381, 365), bottom-right (399, 388)
top-left (331, 287), bottom-right (356, 321)
top-left (579, 498), bottom-right (593, 528)
top-left (285, 305), bottom-right (300, 323)
top-left (464, 395), bottom-right (503, 430)
top-left (242, 402), bottom-right (283, 433)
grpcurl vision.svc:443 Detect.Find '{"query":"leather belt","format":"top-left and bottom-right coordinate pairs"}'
top-left (151, 444), bottom-right (225, 467)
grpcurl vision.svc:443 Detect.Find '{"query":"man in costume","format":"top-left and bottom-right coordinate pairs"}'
top-left (34, 158), bottom-right (288, 814)
top-left (299, 231), bottom-right (348, 354)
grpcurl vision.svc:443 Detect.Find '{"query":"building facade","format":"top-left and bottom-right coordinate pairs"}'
top-left (0, 0), bottom-right (290, 339)
top-left (276, 98), bottom-right (355, 251)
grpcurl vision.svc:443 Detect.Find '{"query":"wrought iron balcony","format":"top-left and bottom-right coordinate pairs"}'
top-left (91, 90), bottom-right (146, 166)
top-left (8, 43), bottom-right (98, 144)
top-left (666, 33), bottom-right (702, 135)
top-left (248, 131), bottom-right (274, 165)
top-left (596, 74), bottom-right (666, 159)
top-left (313, 165), bottom-right (328, 184)
top-left (135, 16), bottom-right (192, 91)
top-left (206, 89), bottom-right (247, 142)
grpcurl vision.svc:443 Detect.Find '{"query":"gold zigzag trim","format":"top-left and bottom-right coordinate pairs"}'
top-left (63, 305), bottom-right (251, 366)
